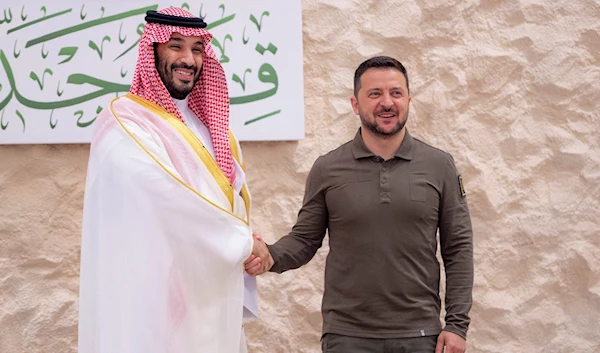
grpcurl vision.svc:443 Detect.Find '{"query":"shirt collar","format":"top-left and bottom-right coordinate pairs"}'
top-left (351, 127), bottom-right (414, 161)
top-left (173, 96), bottom-right (190, 111)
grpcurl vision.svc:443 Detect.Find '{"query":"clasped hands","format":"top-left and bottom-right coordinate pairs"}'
top-left (244, 231), bottom-right (274, 276)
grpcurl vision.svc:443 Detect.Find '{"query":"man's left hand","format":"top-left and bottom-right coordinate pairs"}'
top-left (435, 331), bottom-right (466, 353)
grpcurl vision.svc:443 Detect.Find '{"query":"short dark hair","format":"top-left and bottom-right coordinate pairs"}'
top-left (353, 56), bottom-right (409, 97)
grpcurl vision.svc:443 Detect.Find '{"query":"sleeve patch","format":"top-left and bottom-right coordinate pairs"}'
top-left (458, 175), bottom-right (466, 198)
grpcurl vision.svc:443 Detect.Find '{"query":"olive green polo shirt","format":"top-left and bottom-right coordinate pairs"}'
top-left (268, 128), bottom-right (473, 339)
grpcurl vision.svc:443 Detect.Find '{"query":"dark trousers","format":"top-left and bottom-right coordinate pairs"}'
top-left (321, 333), bottom-right (438, 353)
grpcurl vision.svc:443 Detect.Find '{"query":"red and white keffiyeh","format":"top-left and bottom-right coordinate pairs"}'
top-left (130, 7), bottom-right (235, 183)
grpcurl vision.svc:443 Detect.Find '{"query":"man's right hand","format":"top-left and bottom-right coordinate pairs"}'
top-left (244, 231), bottom-right (274, 276)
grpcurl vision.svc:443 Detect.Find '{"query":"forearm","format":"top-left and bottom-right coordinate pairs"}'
top-left (267, 230), bottom-right (325, 273)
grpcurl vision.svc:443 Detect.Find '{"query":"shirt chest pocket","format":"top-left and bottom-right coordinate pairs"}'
top-left (409, 174), bottom-right (428, 202)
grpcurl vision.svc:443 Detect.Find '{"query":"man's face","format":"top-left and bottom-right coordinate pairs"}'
top-left (155, 33), bottom-right (204, 100)
top-left (351, 68), bottom-right (411, 138)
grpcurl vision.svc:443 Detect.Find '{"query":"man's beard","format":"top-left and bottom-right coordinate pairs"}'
top-left (359, 107), bottom-right (408, 139)
top-left (156, 58), bottom-right (201, 100)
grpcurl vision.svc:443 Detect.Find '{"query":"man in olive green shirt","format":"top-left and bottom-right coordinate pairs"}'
top-left (246, 56), bottom-right (473, 353)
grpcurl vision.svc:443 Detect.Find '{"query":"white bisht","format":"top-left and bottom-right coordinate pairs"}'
top-left (78, 94), bottom-right (253, 353)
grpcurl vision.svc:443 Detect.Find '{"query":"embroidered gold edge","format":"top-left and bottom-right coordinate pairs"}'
top-left (229, 131), bottom-right (251, 223)
top-left (125, 93), bottom-right (235, 207)
top-left (110, 95), bottom-right (249, 226)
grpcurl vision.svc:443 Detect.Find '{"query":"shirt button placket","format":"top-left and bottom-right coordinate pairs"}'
top-left (380, 160), bottom-right (391, 203)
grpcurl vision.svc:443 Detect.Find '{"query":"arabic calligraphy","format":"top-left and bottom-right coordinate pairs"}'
top-left (88, 36), bottom-right (111, 59)
top-left (7, 8), bottom-right (71, 34)
top-left (1, 8), bottom-right (13, 24)
top-left (0, 50), bottom-right (130, 111)
top-left (0, 1), bottom-right (287, 139)
top-left (25, 6), bottom-right (157, 48)
top-left (230, 63), bottom-right (278, 105)
top-left (250, 11), bottom-right (269, 32)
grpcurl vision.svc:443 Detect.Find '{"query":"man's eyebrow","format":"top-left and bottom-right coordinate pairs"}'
top-left (365, 87), bottom-right (406, 93)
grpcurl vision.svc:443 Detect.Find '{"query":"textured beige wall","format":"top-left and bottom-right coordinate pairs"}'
top-left (1, 0), bottom-right (599, 352)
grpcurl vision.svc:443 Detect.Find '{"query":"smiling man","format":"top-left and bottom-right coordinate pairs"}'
top-left (78, 7), bottom-right (270, 353)
top-left (154, 33), bottom-right (203, 99)
top-left (246, 56), bottom-right (474, 353)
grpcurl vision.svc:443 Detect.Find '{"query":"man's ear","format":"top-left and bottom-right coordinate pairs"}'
top-left (350, 96), bottom-right (360, 115)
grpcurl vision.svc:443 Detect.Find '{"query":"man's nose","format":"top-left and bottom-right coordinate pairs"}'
top-left (380, 93), bottom-right (393, 108)
top-left (179, 50), bottom-right (194, 67)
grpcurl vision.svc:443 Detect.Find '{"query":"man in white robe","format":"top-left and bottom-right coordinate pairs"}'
top-left (78, 7), bottom-right (269, 353)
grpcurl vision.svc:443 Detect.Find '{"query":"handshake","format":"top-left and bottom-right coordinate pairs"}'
top-left (244, 231), bottom-right (274, 276)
